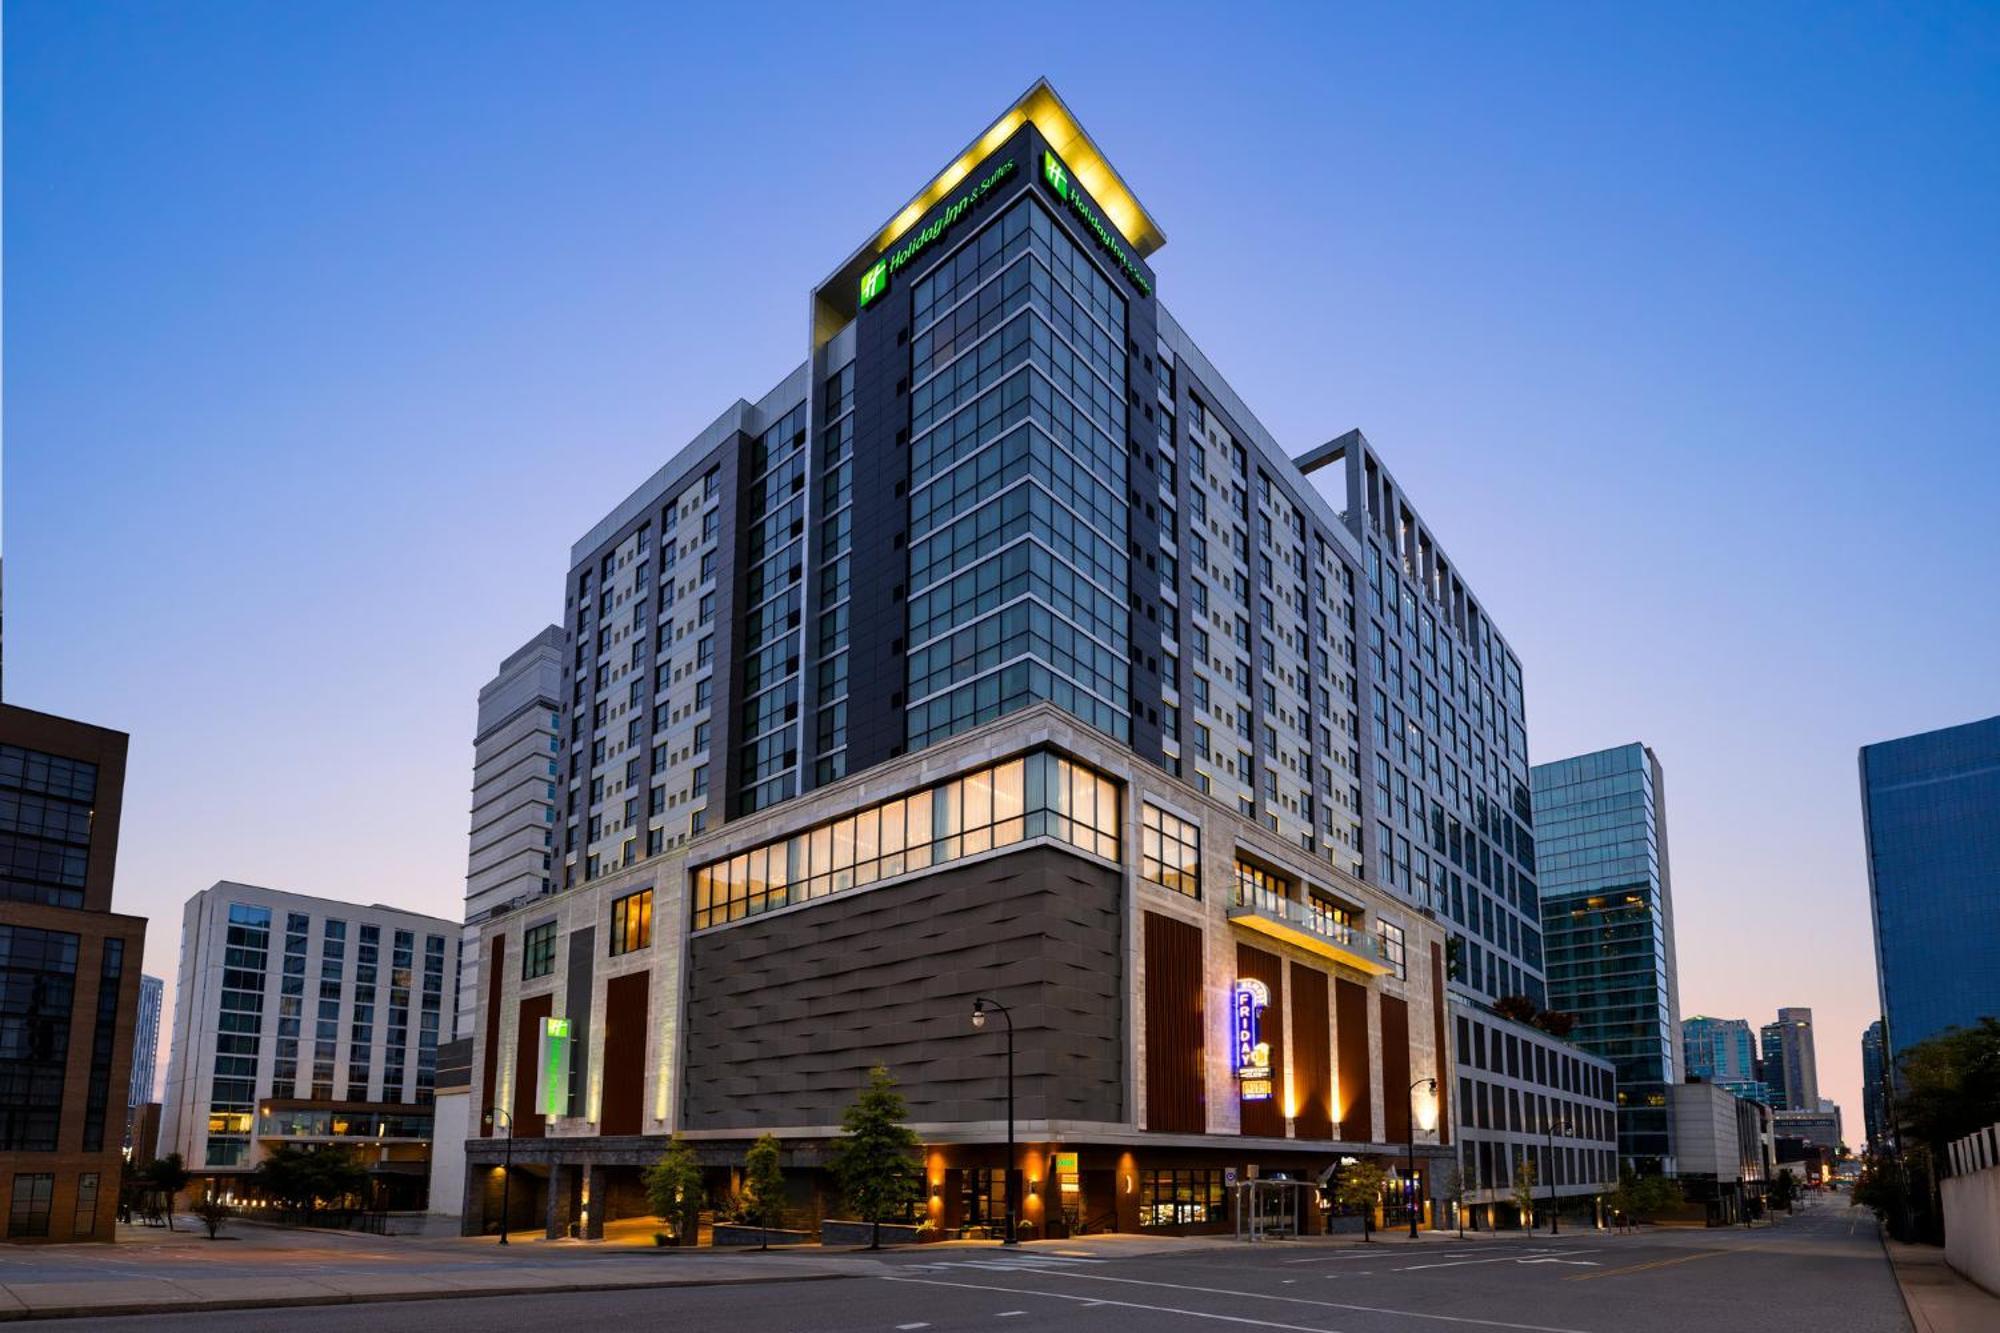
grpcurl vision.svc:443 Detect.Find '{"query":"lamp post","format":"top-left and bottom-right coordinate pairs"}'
top-left (484, 1107), bottom-right (514, 1245)
top-left (1408, 1077), bottom-right (1437, 1239)
top-left (1543, 1113), bottom-right (1573, 1235)
top-left (971, 997), bottom-right (1017, 1245)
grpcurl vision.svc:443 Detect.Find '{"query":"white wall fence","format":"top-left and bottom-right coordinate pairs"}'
top-left (1942, 1123), bottom-right (2000, 1298)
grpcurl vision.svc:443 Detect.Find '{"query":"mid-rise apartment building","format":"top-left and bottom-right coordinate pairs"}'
top-left (1860, 714), bottom-right (2000, 1065)
top-left (160, 883), bottom-right (458, 1205)
top-left (1532, 742), bottom-right (1683, 1174)
top-left (1759, 1007), bottom-right (1819, 1113)
top-left (0, 704), bottom-right (145, 1243)
top-left (458, 628), bottom-right (564, 1040)
top-left (462, 80), bottom-right (1598, 1238)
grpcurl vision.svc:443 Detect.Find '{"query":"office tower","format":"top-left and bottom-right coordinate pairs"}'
top-left (0, 704), bottom-right (145, 1243)
top-left (1683, 1014), bottom-right (1771, 1105)
top-left (449, 80), bottom-right (1593, 1241)
top-left (1860, 714), bottom-right (2000, 1063)
top-left (160, 883), bottom-right (458, 1205)
top-left (1759, 1008), bottom-right (1819, 1113)
top-left (457, 627), bottom-right (564, 1041)
top-left (1861, 1019), bottom-right (1887, 1149)
top-left (123, 973), bottom-right (164, 1148)
top-left (1532, 742), bottom-right (1683, 1174)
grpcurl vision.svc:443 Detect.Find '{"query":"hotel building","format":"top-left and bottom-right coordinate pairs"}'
top-left (463, 80), bottom-right (1608, 1238)
top-left (159, 883), bottom-right (458, 1206)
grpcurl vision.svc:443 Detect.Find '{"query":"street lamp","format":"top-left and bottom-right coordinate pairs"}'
top-left (970, 997), bottom-right (1017, 1245)
top-left (483, 1106), bottom-right (514, 1245)
top-left (1408, 1077), bottom-right (1437, 1239)
top-left (1543, 1113), bottom-right (1574, 1235)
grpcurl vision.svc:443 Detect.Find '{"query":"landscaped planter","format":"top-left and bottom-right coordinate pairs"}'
top-left (818, 1219), bottom-right (927, 1246)
top-left (712, 1224), bottom-right (811, 1247)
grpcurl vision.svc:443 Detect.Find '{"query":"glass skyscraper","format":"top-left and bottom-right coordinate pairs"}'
top-left (1683, 1014), bottom-right (1770, 1105)
top-left (1861, 1019), bottom-right (1887, 1149)
top-left (1860, 714), bottom-right (2000, 1063)
top-left (1532, 742), bottom-right (1682, 1173)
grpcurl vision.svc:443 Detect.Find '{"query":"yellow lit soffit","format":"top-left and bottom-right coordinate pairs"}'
top-left (870, 79), bottom-right (1166, 263)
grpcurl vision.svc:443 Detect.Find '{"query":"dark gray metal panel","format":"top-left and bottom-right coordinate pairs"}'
top-left (565, 925), bottom-right (596, 1117)
top-left (681, 844), bottom-right (1124, 1131)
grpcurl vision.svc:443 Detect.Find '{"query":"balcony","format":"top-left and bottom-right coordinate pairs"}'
top-left (1228, 882), bottom-right (1391, 975)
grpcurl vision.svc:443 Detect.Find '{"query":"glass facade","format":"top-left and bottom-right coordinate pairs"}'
top-left (0, 743), bottom-right (98, 909)
top-left (1861, 714), bottom-right (2000, 1062)
top-left (693, 750), bottom-right (1119, 930)
top-left (207, 903), bottom-right (270, 1166)
top-left (739, 402), bottom-right (809, 814)
top-left (1139, 803), bottom-right (1200, 898)
top-left (1532, 743), bottom-right (1682, 1173)
top-left (0, 925), bottom-right (80, 1151)
top-left (904, 196), bottom-right (1131, 750)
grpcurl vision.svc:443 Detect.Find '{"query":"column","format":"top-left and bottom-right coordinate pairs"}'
top-left (546, 1163), bottom-right (576, 1239)
top-left (582, 1163), bottom-right (607, 1240)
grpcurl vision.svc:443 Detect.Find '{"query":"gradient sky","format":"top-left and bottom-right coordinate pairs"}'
top-left (8, 2), bottom-right (1996, 1122)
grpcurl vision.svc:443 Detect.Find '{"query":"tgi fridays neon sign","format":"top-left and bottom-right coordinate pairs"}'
top-left (1234, 978), bottom-right (1272, 1102)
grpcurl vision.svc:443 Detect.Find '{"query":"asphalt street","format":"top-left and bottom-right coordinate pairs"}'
top-left (18, 1197), bottom-right (1909, 1332)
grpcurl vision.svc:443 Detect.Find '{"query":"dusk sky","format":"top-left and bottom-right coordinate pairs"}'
top-left (7, 2), bottom-right (1996, 1124)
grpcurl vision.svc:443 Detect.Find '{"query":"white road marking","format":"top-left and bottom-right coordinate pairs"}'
top-left (982, 1269), bottom-right (1601, 1332)
top-left (997, 1313), bottom-right (1027, 1318)
top-left (895, 1324), bottom-right (930, 1330)
top-left (1398, 1251), bottom-right (1599, 1272)
top-left (879, 1275), bottom-right (1364, 1331)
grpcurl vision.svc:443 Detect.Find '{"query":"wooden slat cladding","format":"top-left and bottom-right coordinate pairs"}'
top-left (599, 971), bottom-right (650, 1136)
top-left (1236, 945), bottom-right (1285, 1139)
top-left (479, 937), bottom-right (504, 1138)
top-left (1142, 912), bottom-right (1205, 1133)
top-left (1430, 940), bottom-right (1451, 1146)
top-left (1335, 977), bottom-right (1372, 1143)
top-left (1290, 965), bottom-right (1333, 1139)
top-left (513, 993), bottom-right (552, 1138)
top-left (1381, 994), bottom-right (1412, 1145)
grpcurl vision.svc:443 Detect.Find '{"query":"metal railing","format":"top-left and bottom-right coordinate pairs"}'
top-left (1230, 882), bottom-right (1382, 963)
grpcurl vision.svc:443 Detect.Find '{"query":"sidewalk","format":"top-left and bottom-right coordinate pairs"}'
top-left (1882, 1234), bottom-right (2000, 1332)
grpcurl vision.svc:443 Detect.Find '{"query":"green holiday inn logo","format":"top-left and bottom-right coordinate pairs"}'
top-left (1040, 148), bottom-right (1152, 298)
top-left (858, 157), bottom-right (1018, 307)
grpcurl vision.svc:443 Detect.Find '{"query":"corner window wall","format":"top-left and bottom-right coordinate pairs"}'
top-left (693, 750), bottom-right (1119, 929)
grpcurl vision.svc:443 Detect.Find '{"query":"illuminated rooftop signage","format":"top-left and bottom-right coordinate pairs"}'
top-left (1233, 978), bottom-right (1272, 1102)
top-left (860, 156), bottom-right (1020, 308)
top-left (1041, 149), bottom-right (1152, 297)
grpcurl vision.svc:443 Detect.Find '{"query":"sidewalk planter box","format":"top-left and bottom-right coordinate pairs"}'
top-left (712, 1224), bottom-right (811, 1247)
top-left (819, 1219), bottom-right (927, 1246)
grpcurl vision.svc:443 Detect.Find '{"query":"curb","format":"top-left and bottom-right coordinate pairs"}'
top-left (0, 1271), bottom-right (855, 1323)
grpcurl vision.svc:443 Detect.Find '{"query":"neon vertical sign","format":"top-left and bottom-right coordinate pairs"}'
top-left (536, 1016), bottom-right (571, 1119)
top-left (1234, 979), bottom-right (1272, 1101)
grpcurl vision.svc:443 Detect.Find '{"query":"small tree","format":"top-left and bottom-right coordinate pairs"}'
top-left (1493, 995), bottom-right (1538, 1024)
top-left (743, 1133), bottom-right (785, 1250)
top-left (646, 1135), bottom-right (705, 1244)
top-left (1768, 1169), bottom-right (1799, 1213)
top-left (146, 1154), bottom-right (191, 1231)
top-left (1531, 1009), bottom-right (1577, 1039)
top-left (1440, 1160), bottom-right (1470, 1238)
top-left (829, 1064), bottom-right (922, 1250)
top-left (1334, 1160), bottom-right (1388, 1241)
top-left (1511, 1159), bottom-right (1537, 1230)
top-left (192, 1196), bottom-right (231, 1239)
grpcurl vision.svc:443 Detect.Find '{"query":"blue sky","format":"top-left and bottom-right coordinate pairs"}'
top-left (8, 2), bottom-right (1996, 1118)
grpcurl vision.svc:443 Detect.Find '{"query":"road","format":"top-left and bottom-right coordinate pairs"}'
top-left (17, 1197), bottom-right (1908, 1332)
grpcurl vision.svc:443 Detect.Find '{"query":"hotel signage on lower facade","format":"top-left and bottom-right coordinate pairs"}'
top-left (1234, 978), bottom-right (1272, 1101)
top-left (536, 1016), bottom-right (571, 1118)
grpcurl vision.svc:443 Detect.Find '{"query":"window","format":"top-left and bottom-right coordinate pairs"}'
top-left (1140, 804), bottom-right (1201, 898)
top-left (1139, 1169), bottom-right (1225, 1227)
top-left (693, 751), bottom-right (1119, 930)
top-left (71, 1173), bottom-right (99, 1237)
top-left (610, 889), bottom-right (653, 955)
top-left (522, 922), bottom-right (556, 980)
top-left (7, 1173), bottom-right (52, 1239)
top-left (1377, 920), bottom-right (1407, 978)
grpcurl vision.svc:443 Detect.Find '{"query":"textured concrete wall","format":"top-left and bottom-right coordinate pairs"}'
top-left (682, 843), bottom-right (1123, 1131)
top-left (1943, 1164), bottom-right (2000, 1297)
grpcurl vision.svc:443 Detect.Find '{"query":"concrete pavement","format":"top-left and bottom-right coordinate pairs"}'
top-left (1882, 1232), bottom-right (2000, 1332)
